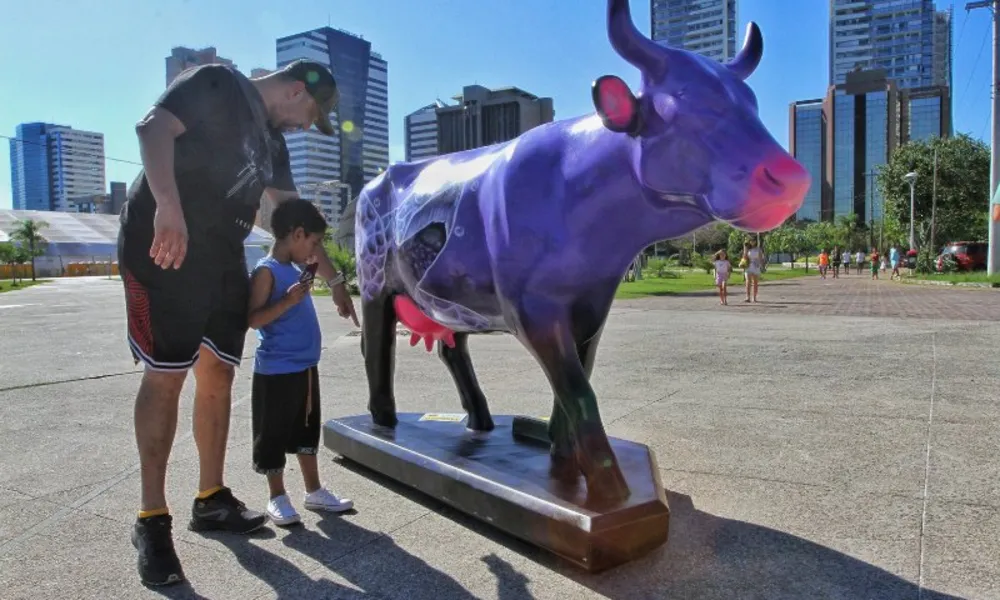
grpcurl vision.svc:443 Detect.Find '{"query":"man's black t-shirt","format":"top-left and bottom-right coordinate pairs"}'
top-left (121, 64), bottom-right (295, 255)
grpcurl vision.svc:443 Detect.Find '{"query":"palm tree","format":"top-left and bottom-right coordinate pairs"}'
top-left (11, 219), bottom-right (48, 282)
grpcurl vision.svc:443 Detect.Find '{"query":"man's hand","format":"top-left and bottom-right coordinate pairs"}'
top-left (150, 202), bottom-right (188, 269)
top-left (331, 282), bottom-right (359, 327)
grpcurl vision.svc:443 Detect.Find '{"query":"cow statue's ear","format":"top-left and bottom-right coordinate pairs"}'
top-left (592, 75), bottom-right (642, 136)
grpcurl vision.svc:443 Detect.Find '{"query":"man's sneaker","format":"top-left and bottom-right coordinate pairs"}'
top-left (189, 487), bottom-right (267, 534)
top-left (266, 494), bottom-right (302, 527)
top-left (303, 487), bottom-right (354, 513)
top-left (132, 514), bottom-right (185, 586)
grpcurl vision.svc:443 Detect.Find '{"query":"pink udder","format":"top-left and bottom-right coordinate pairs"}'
top-left (393, 295), bottom-right (456, 352)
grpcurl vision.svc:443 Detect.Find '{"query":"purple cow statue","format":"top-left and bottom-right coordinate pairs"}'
top-left (355, 0), bottom-right (810, 503)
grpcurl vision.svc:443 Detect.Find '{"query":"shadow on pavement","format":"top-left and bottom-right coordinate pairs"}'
top-left (330, 456), bottom-right (965, 600)
top-left (197, 518), bottom-right (480, 599)
top-left (144, 582), bottom-right (212, 600)
top-left (570, 491), bottom-right (964, 600)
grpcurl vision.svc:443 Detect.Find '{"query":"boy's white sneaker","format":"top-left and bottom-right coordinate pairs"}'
top-left (266, 494), bottom-right (301, 527)
top-left (303, 487), bottom-right (353, 513)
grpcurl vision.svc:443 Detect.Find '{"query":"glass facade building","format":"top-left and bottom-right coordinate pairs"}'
top-left (10, 123), bottom-right (52, 212)
top-left (650, 0), bottom-right (738, 62)
top-left (830, 0), bottom-right (951, 90)
top-left (9, 123), bottom-right (105, 213)
top-left (833, 94), bottom-right (856, 219)
top-left (789, 70), bottom-right (949, 223)
top-left (907, 95), bottom-right (943, 142)
top-left (791, 101), bottom-right (825, 222)
top-left (864, 91), bottom-right (889, 220)
top-left (277, 27), bottom-right (389, 226)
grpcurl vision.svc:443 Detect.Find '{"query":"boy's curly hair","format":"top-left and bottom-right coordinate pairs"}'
top-left (270, 199), bottom-right (327, 240)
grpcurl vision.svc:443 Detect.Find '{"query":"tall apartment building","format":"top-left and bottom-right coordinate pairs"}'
top-left (436, 85), bottom-right (554, 155)
top-left (166, 46), bottom-right (235, 87)
top-left (932, 8), bottom-right (953, 90)
top-left (404, 103), bottom-right (444, 162)
top-left (276, 27), bottom-right (389, 226)
top-left (9, 123), bottom-right (106, 213)
top-left (789, 69), bottom-right (951, 222)
top-left (829, 0), bottom-right (952, 89)
top-left (650, 0), bottom-right (738, 62)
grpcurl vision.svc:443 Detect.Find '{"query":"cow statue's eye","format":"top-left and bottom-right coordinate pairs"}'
top-left (653, 93), bottom-right (677, 122)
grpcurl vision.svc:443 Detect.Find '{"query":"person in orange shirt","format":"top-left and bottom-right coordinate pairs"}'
top-left (818, 249), bottom-right (830, 279)
top-left (870, 248), bottom-right (880, 280)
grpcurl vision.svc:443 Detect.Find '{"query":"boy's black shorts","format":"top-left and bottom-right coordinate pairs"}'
top-left (119, 226), bottom-right (249, 371)
top-left (251, 367), bottom-right (321, 474)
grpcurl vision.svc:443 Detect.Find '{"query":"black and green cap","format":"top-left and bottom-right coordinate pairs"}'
top-left (279, 59), bottom-right (339, 135)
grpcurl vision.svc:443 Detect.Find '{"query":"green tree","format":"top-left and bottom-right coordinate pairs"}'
top-left (322, 240), bottom-right (358, 294)
top-left (10, 218), bottom-right (48, 281)
top-left (765, 224), bottom-right (807, 268)
top-left (9, 245), bottom-right (31, 285)
top-left (876, 134), bottom-right (990, 253)
top-left (0, 242), bottom-right (16, 284)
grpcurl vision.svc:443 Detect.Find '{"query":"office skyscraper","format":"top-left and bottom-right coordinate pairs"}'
top-left (650, 0), bottom-right (738, 62)
top-left (9, 123), bottom-right (105, 213)
top-left (276, 27), bottom-right (389, 225)
top-left (166, 47), bottom-right (235, 87)
top-left (789, 69), bottom-right (950, 222)
top-left (789, 101), bottom-right (827, 222)
top-left (435, 85), bottom-right (554, 155)
top-left (404, 103), bottom-right (443, 162)
top-left (829, 0), bottom-right (952, 90)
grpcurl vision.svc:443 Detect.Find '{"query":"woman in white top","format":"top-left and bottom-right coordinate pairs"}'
top-left (743, 240), bottom-right (764, 303)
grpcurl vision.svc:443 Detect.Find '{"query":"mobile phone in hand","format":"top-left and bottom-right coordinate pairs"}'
top-left (299, 262), bottom-right (319, 284)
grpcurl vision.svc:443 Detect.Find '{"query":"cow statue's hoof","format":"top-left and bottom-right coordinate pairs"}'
top-left (549, 453), bottom-right (581, 483)
top-left (584, 461), bottom-right (631, 506)
top-left (467, 414), bottom-right (495, 433)
top-left (368, 400), bottom-right (399, 428)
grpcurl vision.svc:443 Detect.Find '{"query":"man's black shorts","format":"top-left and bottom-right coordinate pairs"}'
top-left (251, 367), bottom-right (321, 474)
top-left (119, 225), bottom-right (249, 371)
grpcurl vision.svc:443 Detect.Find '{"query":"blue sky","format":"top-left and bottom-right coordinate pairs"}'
top-left (0, 0), bottom-right (992, 209)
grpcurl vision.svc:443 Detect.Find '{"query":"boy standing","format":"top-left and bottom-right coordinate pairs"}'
top-left (248, 199), bottom-right (353, 526)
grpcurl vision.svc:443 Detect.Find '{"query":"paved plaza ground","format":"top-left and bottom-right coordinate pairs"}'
top-left (1, 273), bottom-right (998, 599)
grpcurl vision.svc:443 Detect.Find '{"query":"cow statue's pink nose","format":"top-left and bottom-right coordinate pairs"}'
top-left (393, 295), bottom-right (456, 352)
top-left (737, 154), bottom-right (811, 231)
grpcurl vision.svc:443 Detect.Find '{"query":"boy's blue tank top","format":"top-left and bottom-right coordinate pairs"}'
top-left (253, 256), bottom-right (321, 375)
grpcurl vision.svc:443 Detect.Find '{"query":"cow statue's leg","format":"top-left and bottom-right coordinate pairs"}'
top-left (521, 306), bottom-right (628, 503)
top-left (361, 292), bottom-right (400, 427)
top-left (437, 333), bottom-right (495, 431)
top-left (548, 327), bottom-right (603, 481)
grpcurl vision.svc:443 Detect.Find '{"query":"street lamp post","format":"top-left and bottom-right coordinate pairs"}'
top-left (903, 172), bottom-right (918, 250)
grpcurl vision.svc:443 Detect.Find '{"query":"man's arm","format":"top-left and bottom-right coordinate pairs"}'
top-left (137, 65), bottom-right (237, 270)
top-left (136, 107), bottom-right (187, 269)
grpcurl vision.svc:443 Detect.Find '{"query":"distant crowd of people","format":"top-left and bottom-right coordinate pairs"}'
top-left (710, 242), bottom-right (911, 307)
top-left (817, 246), bottom-right (906, 281)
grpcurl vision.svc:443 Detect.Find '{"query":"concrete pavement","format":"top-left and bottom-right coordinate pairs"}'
top-left (0, 274), bottom-right (997, 599)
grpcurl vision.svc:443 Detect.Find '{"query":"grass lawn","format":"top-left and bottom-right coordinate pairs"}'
top-left (307, 269), bottom-right (814, 301)
top-left (615, 268), bottom-right (813, 299)
top-left (902, 272), bottom-right (1000, 286)
top-left (0, 279), bottom-right (47, 293)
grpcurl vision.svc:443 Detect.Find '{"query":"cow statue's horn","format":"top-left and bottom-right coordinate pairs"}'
top-left (607, 0), bottom-right (668, 78)
top-left (726, 22), bottom-right (763, 80)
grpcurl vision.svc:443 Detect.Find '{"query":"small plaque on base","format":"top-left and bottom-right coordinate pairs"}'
top-left (323, 413), bottom-right (670, 572)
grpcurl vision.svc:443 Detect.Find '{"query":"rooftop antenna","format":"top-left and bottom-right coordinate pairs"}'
top-left (327, 14), bottom-right (331, 27)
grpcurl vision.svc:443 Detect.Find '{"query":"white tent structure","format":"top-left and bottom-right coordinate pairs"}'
top-left (0, 209), bottom-right (274, 276)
